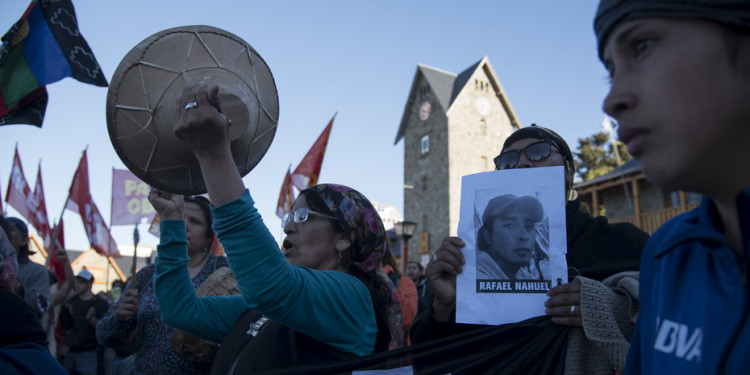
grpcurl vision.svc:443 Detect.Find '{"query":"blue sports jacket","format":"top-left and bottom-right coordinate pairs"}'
top-left (626, 188), bottom-right (750, 374)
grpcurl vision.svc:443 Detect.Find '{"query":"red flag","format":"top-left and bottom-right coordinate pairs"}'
top-left (48, 220), bottom-right (66, 284)
top-left (65, 151), bottom-right (121, 258)
top-left (5, 147), bottom-right (33, 219)
top-left (30, 164), bottom-right (51, 246)
top-left (290, 115), bottom-right (334, 190)
top-left (210, 236), bottom-right (224, 256)
top-left (276, 167), bottom-right (295, 218)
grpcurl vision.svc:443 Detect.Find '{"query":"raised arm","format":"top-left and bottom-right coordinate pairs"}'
top-left (169, 83), bottom-right (376, 355)
top-left (51, 248), bottom-right (75, 306)
top-left (149, 188), bottom-right (247, 343)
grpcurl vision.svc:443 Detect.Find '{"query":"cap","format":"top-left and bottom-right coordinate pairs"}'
top-left (482, 194), bottom-right (544, 225)
top-left (76, 268), bottom-right (94, 282)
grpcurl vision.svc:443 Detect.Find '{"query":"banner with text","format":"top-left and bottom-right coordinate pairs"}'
top-left (111, 169), bottom-right (155, 226)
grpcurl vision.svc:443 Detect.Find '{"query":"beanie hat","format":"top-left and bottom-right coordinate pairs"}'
top-left (502, 124), bottom-right (574, 173)
top-left (6, 217), bottom-right (28, 236)
top-left (594, 0), bottom-right (750, 60)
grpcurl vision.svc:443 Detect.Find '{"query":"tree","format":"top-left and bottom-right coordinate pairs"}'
top-left (574, 131), bottom-right (631, 182)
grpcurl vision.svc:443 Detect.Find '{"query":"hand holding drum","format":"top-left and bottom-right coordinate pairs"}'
top-left (174, 83), bottom-right (231, 161)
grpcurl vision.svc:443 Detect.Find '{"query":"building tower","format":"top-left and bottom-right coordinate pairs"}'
top-left (394, 56), bottom-right (521, 265)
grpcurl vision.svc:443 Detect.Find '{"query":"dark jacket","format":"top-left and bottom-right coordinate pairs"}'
top-left (211, 309), bottom-right (359, 375)
top-left (626, 189), bottom-right (750, 374)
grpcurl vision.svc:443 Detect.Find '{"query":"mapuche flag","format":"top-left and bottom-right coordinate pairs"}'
top-left (0, 0), bottom-right (108, 127)
top-left (290, 115), bottom-right (334, 191)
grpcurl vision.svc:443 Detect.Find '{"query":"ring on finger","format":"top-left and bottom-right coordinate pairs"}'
top-left (432, 252), bottom-right (439, 263)
top-left (185, 101), bottom-right (199, 110)
top-left (219, 112), bottom-right (233, 126)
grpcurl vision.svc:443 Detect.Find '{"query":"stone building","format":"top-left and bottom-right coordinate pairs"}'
top-left (394, 56), bottom-right (521, 265)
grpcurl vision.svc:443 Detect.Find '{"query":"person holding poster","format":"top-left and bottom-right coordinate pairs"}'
top-left (411, 125), bottom-right (649, 374)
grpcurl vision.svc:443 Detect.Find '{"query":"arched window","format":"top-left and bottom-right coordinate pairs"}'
top-left (420, 135), bottom-right (430, 155)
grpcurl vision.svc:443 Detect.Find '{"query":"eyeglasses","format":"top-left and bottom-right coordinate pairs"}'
top-left (494, 141), bottom-right (557, 170)
top-left (281, 207), bottom-right (337, 228)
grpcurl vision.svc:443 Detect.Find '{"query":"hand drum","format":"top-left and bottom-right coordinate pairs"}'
top-left (107, 25), bottom-right (279, 194)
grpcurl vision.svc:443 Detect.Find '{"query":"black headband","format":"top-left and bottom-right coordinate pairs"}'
top-left (595, 0), bottom-right (750, 60)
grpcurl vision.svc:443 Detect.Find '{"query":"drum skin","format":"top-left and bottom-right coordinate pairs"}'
top-left (107, 25), bottom-right (279, 194)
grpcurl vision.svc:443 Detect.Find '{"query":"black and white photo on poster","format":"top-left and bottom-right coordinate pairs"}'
top-left (456, 166), bottom-right (568, 325)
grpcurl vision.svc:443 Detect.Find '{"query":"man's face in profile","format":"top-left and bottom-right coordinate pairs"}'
top-left (489, 211), bottom-right (537, 266)
top-left (7, 224), bottom-right (26, 254)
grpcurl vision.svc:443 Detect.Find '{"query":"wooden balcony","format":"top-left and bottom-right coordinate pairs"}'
top-left (608, 203), bottom-right (700, 234)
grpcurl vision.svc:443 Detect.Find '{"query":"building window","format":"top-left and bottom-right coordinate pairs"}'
top-left (481, 156), bottom-right (488, 171)
top-left (422, 176), bottom-right (428, 191)
top-left (420, 86), bottom-right (429, 97)
top-left (479, 119), bottom-right (487, 135)
top-left (420, 135), bottom-right (430, 155)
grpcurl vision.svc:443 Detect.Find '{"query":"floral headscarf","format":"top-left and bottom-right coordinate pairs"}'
top-left (300, 184), bottom-right (386, 273)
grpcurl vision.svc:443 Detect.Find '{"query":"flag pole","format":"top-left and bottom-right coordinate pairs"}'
top-left (131, 222), bottom-right (140, 278)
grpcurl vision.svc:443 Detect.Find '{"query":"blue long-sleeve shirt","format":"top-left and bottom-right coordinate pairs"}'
top-left (626, 188), bottom-right (750, 374)
top-left (154, 190), bottom-right (377, 356)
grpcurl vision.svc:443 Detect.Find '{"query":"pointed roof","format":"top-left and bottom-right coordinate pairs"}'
top-left (395, 56), bottom-right (520, 144)
top-left (418, 64), bottom-right (457, 113)
top-left (574, 158), bottom-right (642, 189)
top-left (450, 58), bottom-right (482, 104)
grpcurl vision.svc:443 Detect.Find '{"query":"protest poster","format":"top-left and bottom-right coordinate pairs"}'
top-left (456, 166), bottom-right (568, 325)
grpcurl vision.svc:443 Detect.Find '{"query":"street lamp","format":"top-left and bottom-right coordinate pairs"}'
top-left (394, 220), bottom-right (418, 274)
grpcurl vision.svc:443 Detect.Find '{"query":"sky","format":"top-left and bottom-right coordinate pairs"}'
top-left (1, 0), bottom-right (612, 252)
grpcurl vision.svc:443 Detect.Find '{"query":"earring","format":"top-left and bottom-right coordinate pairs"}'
top-left (567, 189), bottom-right (578, 201)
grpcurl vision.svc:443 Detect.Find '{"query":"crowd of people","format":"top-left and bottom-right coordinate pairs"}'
top-left (2, 0), bottom-right (749, 374)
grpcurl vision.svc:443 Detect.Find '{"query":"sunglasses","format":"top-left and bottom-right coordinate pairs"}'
top-left (281, 207), bottom-right (337, 228)
top-left (494, 140), bottom-right (557, 170)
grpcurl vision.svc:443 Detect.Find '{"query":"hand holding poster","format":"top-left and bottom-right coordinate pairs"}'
top-left (456, 166), bottom-right (568, 325)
